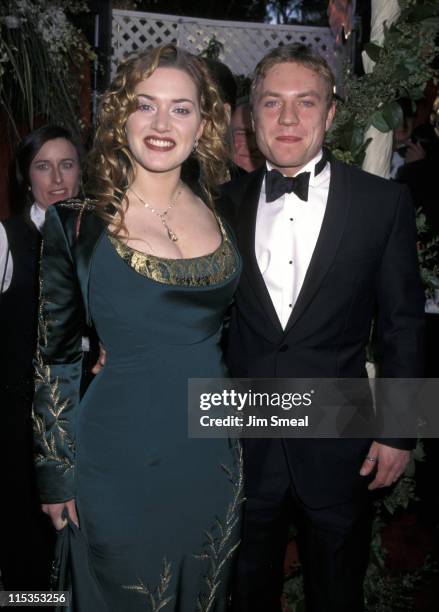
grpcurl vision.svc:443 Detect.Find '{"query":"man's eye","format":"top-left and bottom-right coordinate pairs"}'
top-left (264, 100), bottom-right (280, 108)
top-left (301, 100), bottom-right (315, 108)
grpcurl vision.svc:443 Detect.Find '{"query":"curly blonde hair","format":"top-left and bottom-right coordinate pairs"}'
top-left (87, 44), bottom-right (231, 234)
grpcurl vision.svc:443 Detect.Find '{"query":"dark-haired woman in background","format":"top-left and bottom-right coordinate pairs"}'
top-left (0, 125), bottom-right (82, 591)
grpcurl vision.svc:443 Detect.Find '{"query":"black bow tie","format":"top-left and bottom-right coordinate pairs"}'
top-left (265, 169), bottom-right (310, 202)
top-left (265, 149), bottom-right (330, 203)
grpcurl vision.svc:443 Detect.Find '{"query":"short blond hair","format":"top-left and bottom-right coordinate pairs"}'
top-left (250, 43), bottom-right (335, 110)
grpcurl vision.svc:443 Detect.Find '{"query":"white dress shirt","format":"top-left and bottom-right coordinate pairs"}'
top-left (255, 150), bottom-right (331, 329)
top-left (0, 203), bottom-right (46, 292)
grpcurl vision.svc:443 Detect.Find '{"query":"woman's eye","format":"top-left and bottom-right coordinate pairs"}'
top-left (61, 162), bottom-right (74, 170)
top-left (35, 163), bottom-right (49, 171)
top-left (137, 103), bottom-right (153, 112)
top-left (174, 107), bottom-right (190, 115)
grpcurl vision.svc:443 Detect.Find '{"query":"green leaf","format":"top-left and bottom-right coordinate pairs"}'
top-left (406, 86), bottom-right (428, 101)
top-left (404, 55), bottom-right (422, 72)
top-left (394, 64), bottom-right (410, 80)
top-left (364, 42), bottom-right (382, 63)
top-left (381, 101), bottom-right (403, 130)
top-left (370, 110), bottom-right (391, 133)
top-left (337, 118), bottom-right (355, 150)
top-left (349, 126), bottom-right (364, 153)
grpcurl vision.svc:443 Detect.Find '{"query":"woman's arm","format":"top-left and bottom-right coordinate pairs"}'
top-left (33, 205), bottom-right (86, 521)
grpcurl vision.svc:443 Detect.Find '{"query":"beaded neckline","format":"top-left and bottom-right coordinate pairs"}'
top-left (107, 216), bottom-right (238, 287)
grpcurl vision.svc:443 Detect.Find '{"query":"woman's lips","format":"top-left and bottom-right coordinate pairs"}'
top-left (144, 136), bottom-right (176, 151)
top-left (49, 189), bottom-right (68, 197)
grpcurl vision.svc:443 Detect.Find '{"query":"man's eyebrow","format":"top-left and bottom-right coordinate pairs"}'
top-left (259, 90), bottom-right (322, 99)
top-left (136, 93), bottom-right (195, 104)
top-left (259, 91), bottom-right (282, 98)
top-left (297, 90), bottom-right (321, 99)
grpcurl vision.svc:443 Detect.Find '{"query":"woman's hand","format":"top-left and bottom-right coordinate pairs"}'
top-left (42, 498), bottom-right (79, 530)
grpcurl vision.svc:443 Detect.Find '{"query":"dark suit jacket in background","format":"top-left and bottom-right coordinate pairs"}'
top-left (221, 157), bottom-right (425, 509)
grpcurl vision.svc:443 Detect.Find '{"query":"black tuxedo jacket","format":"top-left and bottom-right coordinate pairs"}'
top-left (221, 157), bottom-right (425, 508)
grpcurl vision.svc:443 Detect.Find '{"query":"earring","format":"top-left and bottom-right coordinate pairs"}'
top-left (193, 138), bottom-right (198, 152)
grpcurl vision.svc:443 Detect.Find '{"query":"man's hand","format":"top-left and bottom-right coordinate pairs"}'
top-left (405, 140), bottom-right (426, 164)
top-left (359, 441), bottom-right (410, 490)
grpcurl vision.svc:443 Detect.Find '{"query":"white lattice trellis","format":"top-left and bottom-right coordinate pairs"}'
top-left (112, 9), bottom-right (340, 79)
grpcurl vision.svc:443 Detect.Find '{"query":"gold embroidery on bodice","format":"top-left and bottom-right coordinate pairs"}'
top-left (108, 217), bottom-right (238, 287)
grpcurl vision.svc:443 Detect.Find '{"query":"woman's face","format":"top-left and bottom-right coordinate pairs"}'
top-left (125, 67), bottom-right (205, 176)
top-left (29, 138), bottom-right (80, 209)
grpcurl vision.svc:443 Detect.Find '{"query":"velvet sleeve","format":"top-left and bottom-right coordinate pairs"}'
top-left (33, 205), bottom-right (86, 503)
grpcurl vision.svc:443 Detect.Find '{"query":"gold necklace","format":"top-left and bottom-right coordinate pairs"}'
top-left (129, 183), bottom-right (182, 242)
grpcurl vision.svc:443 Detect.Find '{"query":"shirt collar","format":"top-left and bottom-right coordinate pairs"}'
top-left (263, 149), bottom-right (328, 195)
top-left (30, 203), bottom-right (47, 232)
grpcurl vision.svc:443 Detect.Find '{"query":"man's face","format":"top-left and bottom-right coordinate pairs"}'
top-left (231, 103), bottom-right (264, 172)
top-left (252, 62), bottom-right (335, 176)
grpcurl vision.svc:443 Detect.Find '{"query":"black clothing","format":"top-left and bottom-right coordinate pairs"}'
top-left (0, 212), bottom-right (54, 593)
top-left (222, 157), bottom-right (425, 611)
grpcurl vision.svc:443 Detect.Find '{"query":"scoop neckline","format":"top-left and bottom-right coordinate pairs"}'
top-left (107, 215), bottom-right (226, 263)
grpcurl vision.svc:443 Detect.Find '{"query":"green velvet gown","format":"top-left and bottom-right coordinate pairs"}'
top-left (33, 203), bottom-right (242, 612)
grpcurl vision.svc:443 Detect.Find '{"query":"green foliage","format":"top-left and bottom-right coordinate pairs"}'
top-left (327, 0), bottom-right (439, 153)
top-left (0, 1), bottom-right (96, 140)
top-left (328, 0), bottom-right (439, 294)
top-left (283, 574), bottom-right (305, 611)
top-left (266, 0), bottom-right (328, 26)
top-left (364, 557), bottom-right (438, 612)
top-left (199, 36), bottom-right (224, 60)
top-left (416, 210), bottom-right (439, 294)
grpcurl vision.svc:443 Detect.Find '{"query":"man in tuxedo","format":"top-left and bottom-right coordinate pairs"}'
top-left (222, 44), bottom-right (425, 612)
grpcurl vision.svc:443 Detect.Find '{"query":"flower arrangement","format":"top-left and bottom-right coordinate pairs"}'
top-left (0, 0), bottom-right (96, 139)
top-left (328, 0), bottom-right (439, 166)
top-left (327, 0), bottom-right (439, 295)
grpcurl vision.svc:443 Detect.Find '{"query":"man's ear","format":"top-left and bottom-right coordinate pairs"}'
top-left (325, 101), bottom-right (336, 132)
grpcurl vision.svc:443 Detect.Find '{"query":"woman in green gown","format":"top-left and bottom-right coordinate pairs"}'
top-left (33, 44), bottom-right (242, 611)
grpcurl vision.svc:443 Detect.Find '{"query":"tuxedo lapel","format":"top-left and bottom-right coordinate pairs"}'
top-left (284, 159), bottom-right (351, 334)
top-left (237, 168), bottom-right (284, 336)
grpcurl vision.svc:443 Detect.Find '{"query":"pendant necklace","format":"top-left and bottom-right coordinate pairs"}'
top-left (129, 183), bottom-right (182, 242)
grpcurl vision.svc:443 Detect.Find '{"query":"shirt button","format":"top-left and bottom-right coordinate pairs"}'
top-left (290, 218), bottom-right (293, 221)
top-left (289, 260), bottom-right (293, 264)
top-left (279, 344), bottom-right (289, 352)
top-left (289, 304), bottom-right (292, 308)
